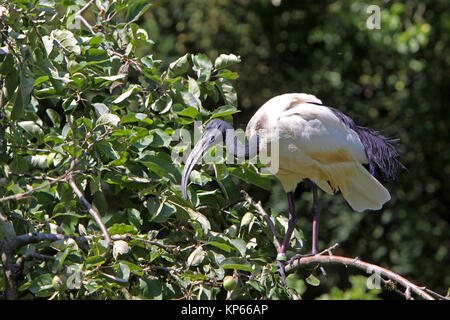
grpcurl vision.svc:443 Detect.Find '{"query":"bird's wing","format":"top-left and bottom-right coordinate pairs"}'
top-left (277, 102), bottom-right (368, 165)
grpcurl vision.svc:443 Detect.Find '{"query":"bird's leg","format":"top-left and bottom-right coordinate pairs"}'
top-left (286, 183), bottom-right (326, 273)
top-left (311, 183), bottom-right (327, 276)
top-left (277, 191), bottom-right (297, 286)
top-left (311, 182), bottom-right (320, 255)
top-left (279, 191), bottom-right (297, 256)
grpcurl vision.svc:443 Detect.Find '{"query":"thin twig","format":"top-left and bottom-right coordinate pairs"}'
top-left (67, 174), bottom-right (111, 246)
top-left (104, 234), bottom-right (175, 253)
top-left (76, 0), bottom-right (94, 15)
top-left (0, 178), bottom-right (63, 202)
top-left (7, 144), bottom-right (50, 153)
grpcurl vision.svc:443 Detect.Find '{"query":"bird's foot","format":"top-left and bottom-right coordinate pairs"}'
top-left (286, 253), bottom-right (327, 277)
top-left (276, 253), bottom-right (315, 286)
top-left (287, 253), bottom-right (316, 265)
top-left (287, 252), bottom-right (327, 277)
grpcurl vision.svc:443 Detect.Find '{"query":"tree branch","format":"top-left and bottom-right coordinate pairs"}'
top-left (285, 253), bottom-right (436, 300)
top-left (67, 175), bottom-right (111, 247)
top-left (0, 232), bottom-right (90, 299)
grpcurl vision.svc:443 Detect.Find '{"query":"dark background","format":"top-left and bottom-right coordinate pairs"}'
top-left (141, 0), bottom-right (448, 298)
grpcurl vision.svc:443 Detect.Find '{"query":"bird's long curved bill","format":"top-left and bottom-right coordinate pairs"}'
top-left (181, 133), bottom-right (216, 200)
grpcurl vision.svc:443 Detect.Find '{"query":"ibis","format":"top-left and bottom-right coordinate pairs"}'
top-left (181, 93), bottom-right (404, 283)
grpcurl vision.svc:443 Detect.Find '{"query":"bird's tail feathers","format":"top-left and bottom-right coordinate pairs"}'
top-left (325, 162), bottom-right (391, 212)
top-left (355, 126), bottom-right (406, 182)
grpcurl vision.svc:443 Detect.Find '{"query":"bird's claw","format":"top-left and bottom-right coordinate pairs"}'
top-left (287, 253), bottom-right (328, 277)
top-left (276, 253), bottom-right (315, 287)
top-left (277, 252), bottom-right (328, 286)
top-left (287, 253), bottom-right (315, 265)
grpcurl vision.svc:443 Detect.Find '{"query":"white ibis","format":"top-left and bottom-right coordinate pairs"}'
top-left (181, 93), bottom-right (404, 283)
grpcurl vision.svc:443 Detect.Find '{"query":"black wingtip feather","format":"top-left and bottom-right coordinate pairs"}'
top-left (329, 107), bottom-right (406, 182)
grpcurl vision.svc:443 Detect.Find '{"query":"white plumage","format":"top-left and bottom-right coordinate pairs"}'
top-left (181, 92), bottom-right (402, 284)
top-left (245, 93), bottom-right (390, 212)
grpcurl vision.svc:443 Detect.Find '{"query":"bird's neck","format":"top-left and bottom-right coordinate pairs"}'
top-left (224, 128), bottom-right (259, 160)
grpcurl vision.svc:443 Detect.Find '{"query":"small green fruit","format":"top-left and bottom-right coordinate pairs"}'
top-left (223, 276), bottom-right (237, 291)
top-left (52, 275), bottom-right (67, 292)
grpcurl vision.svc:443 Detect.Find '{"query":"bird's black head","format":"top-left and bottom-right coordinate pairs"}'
top-left (181, 120), bottom-right (233, 200)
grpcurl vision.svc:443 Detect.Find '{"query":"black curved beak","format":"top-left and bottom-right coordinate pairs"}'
top-left (181, 130), bottom-right (219, 200)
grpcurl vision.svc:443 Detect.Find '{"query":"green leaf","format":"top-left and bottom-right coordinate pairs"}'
top-left (306, 274), bottom-right (321, 286)
top-left (120, 113), bottom-right (153, 125)
top-left (51, 29), bottom-right (81, 55)
top-left (240, 212), bottom-right (255, 229)
top-left (96, 113), bottom-right (120, 127)
top-left (12, 66), bottom-right (35, 120)
top-left (149, 129), bottom-right (171, 148)
top-left (41, 35), bottom-right (54, 55)
top-left (217, 69), bottom-right (239, 80)
top-left (4, 68), bottom-right (18, 101)
top-left (113, 240), bottom-right (130, 259)
top-left (25, 154), bottom-right (50, 168)
top-left (228, 238), bottom-right (247, 257)
top-left (207, 241), bottom-right (233, 253)
top-left (211, 105), bottom-right (239, 119)
top-left (18, 121), bottom-right (44, 139)
top-left (186, 207), bottom-right (211, 235)
top-left (216, 175), bottom-right (240, 203)
top-left (220, 257), bottom-right (253, 272)
top-left (46, 109), bottom-right (61, 127)
top-left (188, 77), bottom-right (201, 98)
top-left (216, 78), bottom-right (238, 107)
top-left (187, 246), bottom-right (206, 267)
top-left (148, 198), bottom-right (176, 223)
top-left (28, 273), bottom-right (53, 294)
top-left (85, 48), bottom-right (109, 65)
top-left (0, 54), bottom-right (15, 74)
top-left (114, 262), bottom-right (131, 282)
top-left (86, 255), bottom-right (107, 267)
top-left (228, 166), bottom-right (271, 191)
top-left (180, 91), bottom-right (200, 109)
top-left (92, 103), bottom-right (109, 115)
top-left (214, 163), bottom-right (229, 180)
top-left (192, 54), bottom-right (213, 82)
top-left (138, 277), bottom-right (163, 299)
top-left (169, 54), bottom-right (190, 75)
top-left (176, 106), bottom-right (199, 118)
top-left (214, 54), bottom-right (241, 69)
top-left (113, 84), bottom-right (140, 104)
top-left (108, 223), bottom-right (138, 235)
top-left (126, 0), bottom-right (152, 23)
top-left (150, 94), bottom-right (172, 114)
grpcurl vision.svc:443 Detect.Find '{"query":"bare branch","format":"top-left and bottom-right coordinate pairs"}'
top-left (285, 254), bottom-right (435, 300)
top-left (102, 234), bottom-right (176, 253)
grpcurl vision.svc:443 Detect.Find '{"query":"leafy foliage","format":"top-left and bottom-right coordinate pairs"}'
top-left (0, 0), bottom-right (309, 300)
top-left (0, 0), bottom-right (447, 300)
